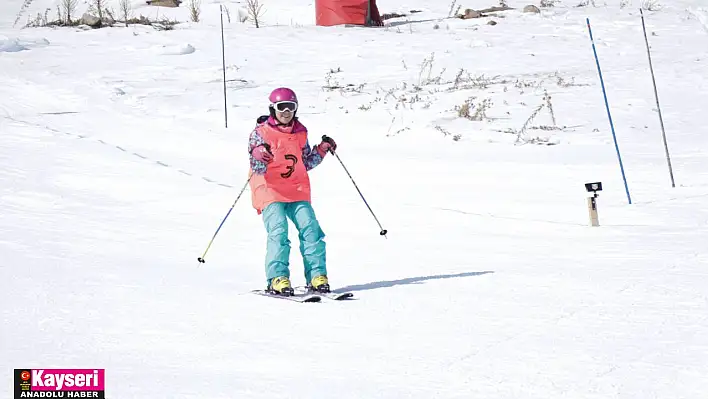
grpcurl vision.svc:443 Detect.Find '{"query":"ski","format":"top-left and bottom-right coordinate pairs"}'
top-left (251, 289), bottom-right (321, 303)
top-left (317, 291), bottom-right (354, 300)
top-left (294, 287), bottom-right (354, 300)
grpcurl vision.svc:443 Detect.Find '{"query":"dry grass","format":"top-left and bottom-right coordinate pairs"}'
top-left (188, 0), bottom-right (201, 22)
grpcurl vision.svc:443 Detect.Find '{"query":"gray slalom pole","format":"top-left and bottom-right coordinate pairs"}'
top-left (640, 8), bottom-right (676, 188)
top-left (220, 5), bottom-right (228, 128)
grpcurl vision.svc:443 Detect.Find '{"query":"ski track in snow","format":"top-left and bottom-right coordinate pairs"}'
top-left (3, 116), bottom-right (236, 189)
top-left (687, 7), bottom-right (708, 33)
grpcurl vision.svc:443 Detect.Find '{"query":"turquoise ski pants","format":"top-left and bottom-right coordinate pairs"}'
top-left (262, 201), bottom-right (327, 285)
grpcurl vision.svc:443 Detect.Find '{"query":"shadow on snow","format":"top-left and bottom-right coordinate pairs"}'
top-left (335, 271), bottom-right (494, 293)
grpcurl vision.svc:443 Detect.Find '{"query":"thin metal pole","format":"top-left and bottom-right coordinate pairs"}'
top-left (323, 136), bottom-right (387, 237)
top-left (220, 5), bottom-right (228, 128)
top-left (197, 174), bottom-right (252, 264)
top-left (587, 18), bottom-right (632, 205)
top-left (640, 8), bottom-right (675, 188)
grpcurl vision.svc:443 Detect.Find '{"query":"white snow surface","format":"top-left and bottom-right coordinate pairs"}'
top-left (2, 0), bottom-right (708, 398)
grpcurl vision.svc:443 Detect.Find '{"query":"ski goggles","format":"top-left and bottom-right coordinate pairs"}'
top-left (272, 101), bottom-right (298, 112)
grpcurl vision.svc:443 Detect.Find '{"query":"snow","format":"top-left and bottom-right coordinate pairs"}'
top-left (158, 43), bottom-right (196, 55)
top-left (687, 7), bottom-right (708, 33)
top-left (2, 0), bottom-right (708, 398)
top-left (0, 37), bottom-right (27, 52)
top-left (0, 35), bottom-right (49, 52)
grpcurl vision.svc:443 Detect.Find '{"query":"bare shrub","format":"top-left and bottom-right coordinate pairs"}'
top-left (221, 4), bottom-right (231, 23)
top-left (544, 90), bottom-right (556, 126)
top-left (246, 0), bottom-right (265, 28)
top-left (616, 0), bottom-right (661, 9)
top-left (515, 104), bottom-right (545, 144)
top-left (61, 0), bottom-right (78, 24)
top-left (386, 127), bottom-right (411, 137)
top-left (90, 0), bottom-right (105, 26)
top-left (448, 0), bottom-right (459, 17)
top-left (514, 90), bottom-right (558, 144)
top-left (470, 98), bottom-right (492, 121)
top-left (452, 68), bottom-right (468, 89)
top-left (126, 14), bottom-right (180, 30)
top-left (448, 70), bottom-right (498, 91)
top-left (119, 0), bottom-right (131, 26)
top-left (435, 125), bottom-right (462, 141)
top-left (23, 8), bottom-right (52, 28)
top-left (418, 53), bottom-right (434, 85)
top-left (456, 97), bottom-right (492, 121)
top-left (323, 67), bottom-right (343, 90)
top-left (188, 0), bottom-right (201, 22)
top-left (321, 67), bottom-right (367, 94)
top-left (14, 0), bottom-right (35, 27)
top-left (416, 53), bottom-right (446, 87)
top-left (526, 137), bottom-right (556, 145)
top-left (641, 0), bottom-right (661, 11)
top-left (457, 99), bottom-right (472, 118)
top-left (553, 72), bottom-right (578, 87)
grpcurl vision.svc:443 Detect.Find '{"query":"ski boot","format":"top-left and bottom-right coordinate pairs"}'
top-left (268, 276), bottom-right (294, 296)
top-left (308, 275), bottom-right (330, 293)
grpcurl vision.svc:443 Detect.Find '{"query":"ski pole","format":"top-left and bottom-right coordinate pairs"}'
top-left (197, 173), bottom-right (252, 263)
top-left (322, 135), bottom-right (388, 238)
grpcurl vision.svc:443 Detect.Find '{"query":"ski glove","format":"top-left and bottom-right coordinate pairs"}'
top-left (319, 135), bottom-right (337, 154)
top-left (252, 144), bottom-right (273, 163)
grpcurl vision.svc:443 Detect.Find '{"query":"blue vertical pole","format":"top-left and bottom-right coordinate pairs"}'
top-left (586, 18), bottom-right (632, 205)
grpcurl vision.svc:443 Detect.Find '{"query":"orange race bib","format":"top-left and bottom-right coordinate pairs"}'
top-left (249, 123), bottom-right (311, 213)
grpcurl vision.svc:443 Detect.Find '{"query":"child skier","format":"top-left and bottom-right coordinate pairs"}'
top-left (248, 87), bottom-right (337, 296)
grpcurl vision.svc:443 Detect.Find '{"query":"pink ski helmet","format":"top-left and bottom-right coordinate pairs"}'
top-left (268, 87), bottom-right (298, 120)
top-left (269, 87), bottom-right (298, 104)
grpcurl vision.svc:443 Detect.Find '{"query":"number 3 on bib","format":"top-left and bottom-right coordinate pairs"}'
top-left (281, 154), bottom-right (298, 178)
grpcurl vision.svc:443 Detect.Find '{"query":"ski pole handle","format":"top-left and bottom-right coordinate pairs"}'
top-left (263, 143), bottom-right (273, 155)
top-left (321, 135), bottom-right (337, 153)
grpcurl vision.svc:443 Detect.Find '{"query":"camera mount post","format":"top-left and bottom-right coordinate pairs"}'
top-left (585, 182), bottom-right (602, 227)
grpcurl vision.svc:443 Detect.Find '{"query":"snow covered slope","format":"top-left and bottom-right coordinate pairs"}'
top-left (2, 0), bottom-right (708, 398)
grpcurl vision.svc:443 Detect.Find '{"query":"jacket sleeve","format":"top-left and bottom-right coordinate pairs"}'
top-left (248, 129), bottom-right (267, 175)
top-left (302, 138), bottom-right (325, 171)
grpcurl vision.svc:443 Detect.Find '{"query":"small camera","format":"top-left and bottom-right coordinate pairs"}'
top-left (585, 182), bottom-right (602, 192)
top-left (585, 182), bottom-right (602, 197)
